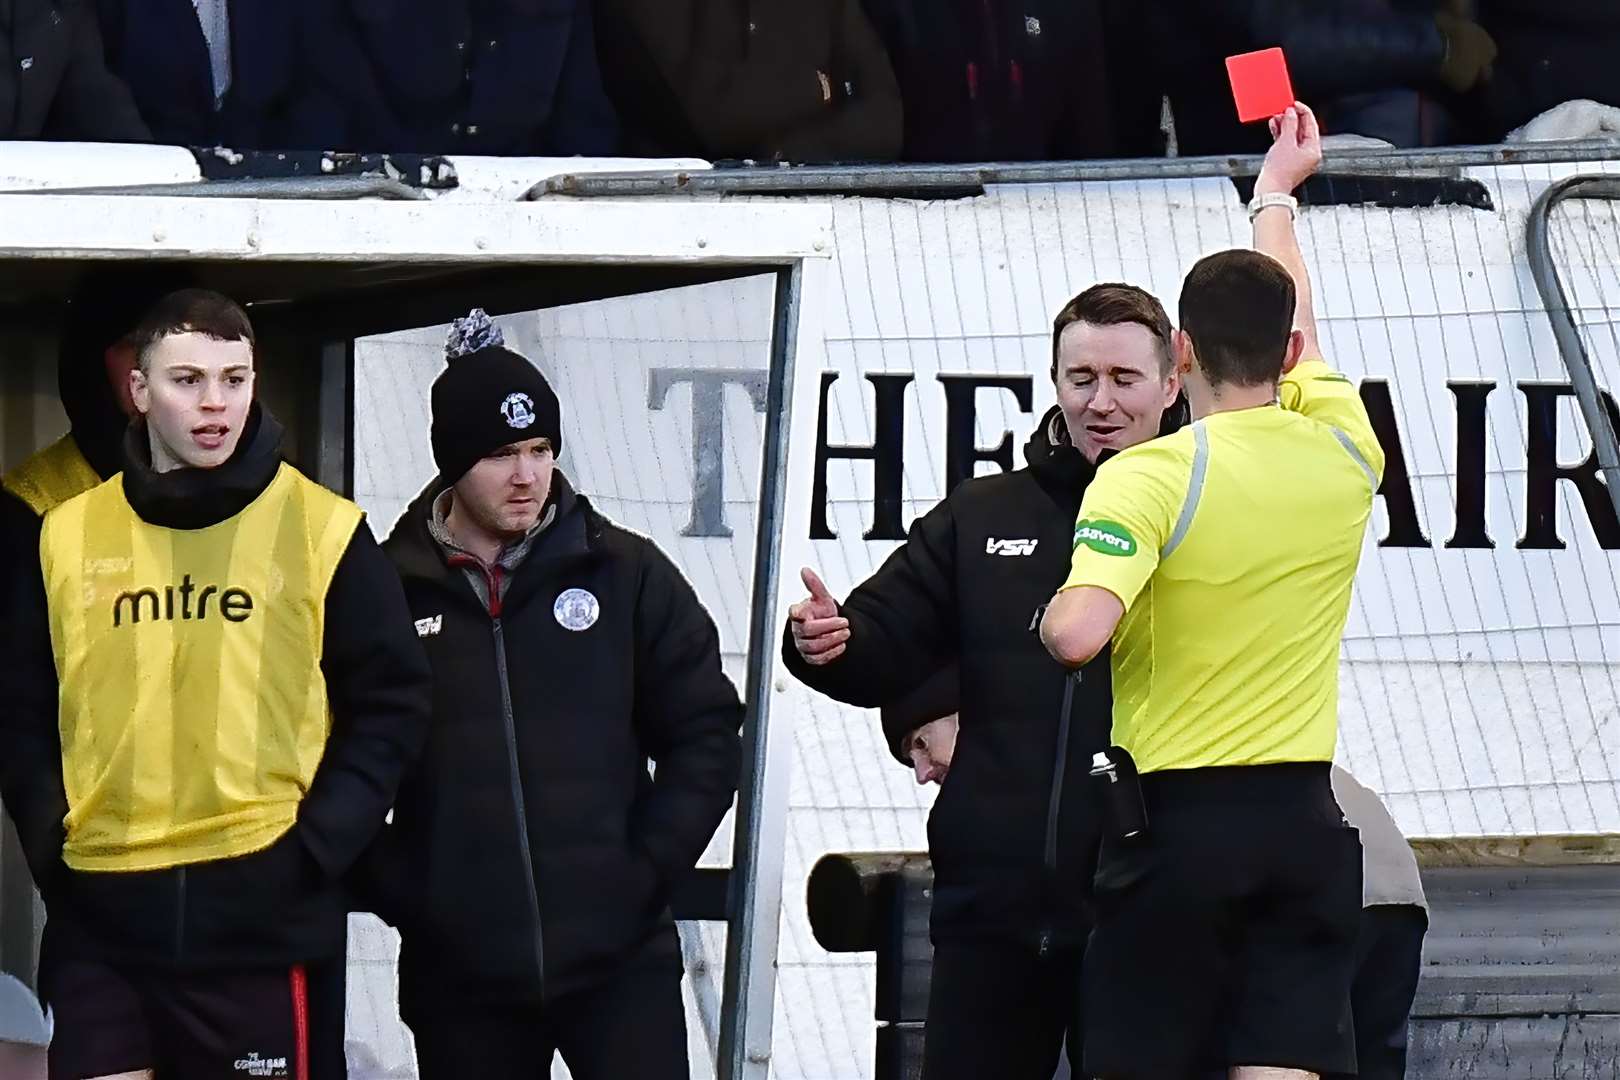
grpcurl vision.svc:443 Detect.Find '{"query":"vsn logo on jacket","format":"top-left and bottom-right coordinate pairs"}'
top-left (39, 465), bottom-right (362, 873)
top-left (985, 537), bottom-right (1039, 557)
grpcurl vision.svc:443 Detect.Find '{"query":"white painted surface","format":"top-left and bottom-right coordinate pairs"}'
top-left (0, 192), bottom-right (830, 266)
top-left (0, 142), bottom-right (201, 190)
top-left (0, 142), bottom-right (706, 200)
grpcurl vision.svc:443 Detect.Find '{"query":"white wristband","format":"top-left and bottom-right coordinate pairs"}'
top-left (1248, 192), bottom-right (1298, 221)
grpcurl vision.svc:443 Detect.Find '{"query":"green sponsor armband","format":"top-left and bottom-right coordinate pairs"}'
top-left (1073, 519), bottom-right (1137, 557)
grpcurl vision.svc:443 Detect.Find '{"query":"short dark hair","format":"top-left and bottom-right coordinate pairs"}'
top-left (1178, 250), bottom-right (1296, 388)
top-left (131, 289), bottom-right (255, 370)
top-left (1051, 283), bottom-right (1174, 376)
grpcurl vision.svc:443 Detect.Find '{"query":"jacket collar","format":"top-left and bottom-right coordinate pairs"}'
top-left (118, 403), bottom-right (285, 529)
top-left (1022, 406), bottom-right (1097, 497)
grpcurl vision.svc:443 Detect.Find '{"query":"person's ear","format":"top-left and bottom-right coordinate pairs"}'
top-left (1173, 330), bottom-right (1195, 376)
top-left (1281, 328), bottom-right (1306, 376)
top-left (129, 365), bottom-right (151, 415)
top-left (1162, 361), bottom-right (1182, 407)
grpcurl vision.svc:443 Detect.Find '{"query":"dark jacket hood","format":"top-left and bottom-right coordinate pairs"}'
top-left (119, 403), bottom-right (285, 529)
top-left (1023, 406), bottom-right (1097, 494)
top-left (60, 348), bottom-right (133, 481)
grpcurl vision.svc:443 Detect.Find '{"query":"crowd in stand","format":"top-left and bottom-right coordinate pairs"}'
top-left (2, 0), bottom-right (1619, 163)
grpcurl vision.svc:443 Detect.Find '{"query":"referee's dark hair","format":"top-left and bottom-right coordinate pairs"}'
top-left (1178, 250), bottom-right (1297, 387)
top-left (1051, 282), bottom-right (1174, 377)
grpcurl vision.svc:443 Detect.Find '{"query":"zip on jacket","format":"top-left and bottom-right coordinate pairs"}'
top-left (456, 552), bottom-right (548, 998)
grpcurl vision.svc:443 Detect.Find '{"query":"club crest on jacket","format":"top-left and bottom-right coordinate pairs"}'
top-left (553, 588), bottom-right (599, 631)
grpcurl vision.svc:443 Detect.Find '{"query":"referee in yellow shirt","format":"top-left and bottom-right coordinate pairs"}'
top-left (1041, 103), bottom-right (1382, 1080)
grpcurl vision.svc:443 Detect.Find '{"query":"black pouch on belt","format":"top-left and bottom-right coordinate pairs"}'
top-left (1088, 743), bottom-right (1149, 841)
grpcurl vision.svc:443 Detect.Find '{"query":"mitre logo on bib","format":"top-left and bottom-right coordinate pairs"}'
top-left (501, 392), bottom-right (536, 429)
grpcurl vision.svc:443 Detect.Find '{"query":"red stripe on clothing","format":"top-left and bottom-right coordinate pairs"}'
top-left (291, 964), bottom-right (310, 1080)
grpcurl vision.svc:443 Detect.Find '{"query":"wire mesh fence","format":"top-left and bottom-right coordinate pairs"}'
top-left (347, 159), bottom-right (1620, 1079)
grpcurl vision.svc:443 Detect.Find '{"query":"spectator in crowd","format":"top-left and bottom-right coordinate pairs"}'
top-left (785, 283), bottom-right (1186, 1080)
top-left (1470, 0), bottom-right (1620, 141)
top-left (93, 0), bottom-right (302, 148)
top-left (0, 0), bottom-right (147, 141)
top-left (1041, 103), bottom-right (1380, 1078)
top-left (0, 289), bottom-right (431, 1080)
top-left (1141, 0), bottom-right (1497, 153)
top-left (594, 0), bottom-right (901, 162)
top-left (1330, 766), bottom-right (1429, 1080)
top-left (360, 311), bottom-right (742, 1079)
top-left (860, 0), bottom-right (1115, 162)
top-left (293, 0), bottom-right (618, 156)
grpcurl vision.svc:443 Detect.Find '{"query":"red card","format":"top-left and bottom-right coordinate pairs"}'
top-left (1225, 47), bottom-right (1294, 124)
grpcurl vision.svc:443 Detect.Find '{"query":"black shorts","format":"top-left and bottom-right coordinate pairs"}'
top-left (1082, 763), bottom-right (1362, 1078)
top-left (39, 954), bottom-right (331, 1080)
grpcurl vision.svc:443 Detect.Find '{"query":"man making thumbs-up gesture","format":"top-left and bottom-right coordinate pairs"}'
top-left (786, 567), bottom-right (849, 664)
top-left (782, 282), bottom-right (1187, 1080)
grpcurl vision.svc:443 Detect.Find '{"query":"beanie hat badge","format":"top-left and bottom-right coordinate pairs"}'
top-left (501, 392), bottom-right (536, 429)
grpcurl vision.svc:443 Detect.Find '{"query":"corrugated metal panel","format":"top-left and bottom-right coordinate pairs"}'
top-left (1411, 865), bottom-right (1620, 1079)
top-left (1416, 866), bottom-right (1620, 1017)
top-left (1410, 1017), bottom-right (1620, 1079)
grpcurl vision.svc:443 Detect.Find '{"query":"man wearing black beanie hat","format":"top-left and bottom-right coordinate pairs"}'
top-left (363, 311), bottom-right (744, 1080)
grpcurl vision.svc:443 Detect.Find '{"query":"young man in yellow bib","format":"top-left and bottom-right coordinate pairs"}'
top-left (1042, 103), bottom-right (1382, 1080)
top-left (0, 289), bottom-right (432, 1080)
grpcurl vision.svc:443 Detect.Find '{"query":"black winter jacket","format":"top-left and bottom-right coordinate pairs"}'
top-left (0, 407), bottom-right (433, 969)
top-left (292, 0), bottom-right (618, 156)
top-left (370, 473), bottom-right (743, 1016)
top-left (95, 0), bottom-right (300, 149)
top-left (0, 0), bottom-right (148, 140)
top-left (783, 408), bottom-right (1117, 950)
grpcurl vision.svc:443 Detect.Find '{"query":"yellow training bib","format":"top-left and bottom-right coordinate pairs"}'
top-left (41, 464), bottom-right (362, 872)
top-left (3, 434), bottom-right (103, 516)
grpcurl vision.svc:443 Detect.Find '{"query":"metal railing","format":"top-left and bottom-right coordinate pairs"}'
top-left (1526, 174), bottom-right (1620, 527)
top-left (535, 141), bottom-right (1620, 199)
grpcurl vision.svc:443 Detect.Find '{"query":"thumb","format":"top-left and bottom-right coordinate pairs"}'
top-left (801, 566), bottom-right (834, 604)
top-left (1280, 107), bottom-right (1300, 144)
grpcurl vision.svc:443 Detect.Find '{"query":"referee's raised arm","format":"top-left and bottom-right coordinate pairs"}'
top-left (1251, 100), bottom-right (1385, 484)
top-left (1252, 104), bottom-right (1323, 360)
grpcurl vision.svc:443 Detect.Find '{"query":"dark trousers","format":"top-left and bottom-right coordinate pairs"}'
top-left (409, 963), bottom-right (688, 1080)
top-left (921, 940), bottom-right (1083, 1080)
top-left (1205, 903), bottom-right (1429, 1080)
top-left (1342, 904), bottom-right (1428, 1080)
top-left (305, 954), bottom-right (347, 1080)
